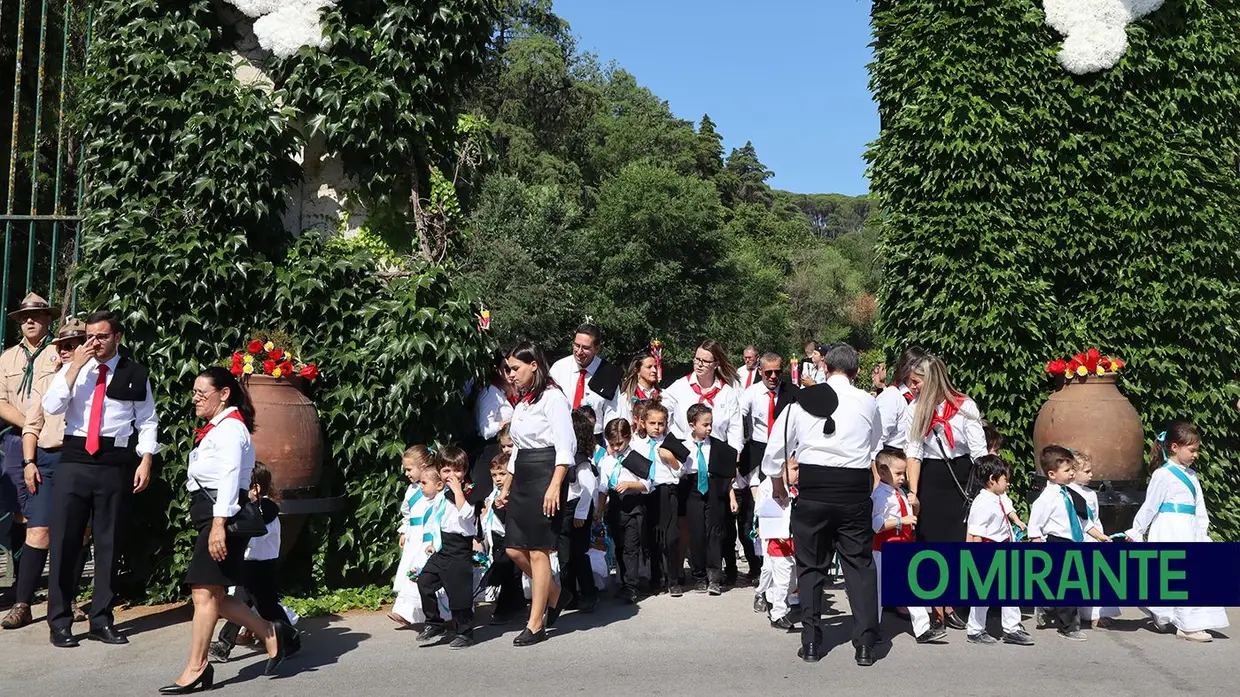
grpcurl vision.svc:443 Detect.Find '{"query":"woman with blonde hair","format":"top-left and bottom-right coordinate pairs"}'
top-left (898, 354), bottom-right (987, 631)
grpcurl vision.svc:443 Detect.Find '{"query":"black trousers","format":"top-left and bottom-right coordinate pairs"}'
top-left (557, 499), bottom-right (597, 601)
top-left (791, 466), bottom-right (879, 649)
top-left (1042, 536), bottom-right (1081, 632)
top-left (218, 560), bottom-right (292, 649)
top-left (47, 441), bottom-right (133, 632)
top-left (418, 534), bottom-right (475, 627)
top-left (683, 478), bottom-right (725, 582)
top-left (606, 493), bottom-right (644, 594)
top-left (648, 484), bottom-right (680, 589)
top-left (484, 532), bottom-right (525, 616)
top-left (723, 486), bottom-right (760, 576)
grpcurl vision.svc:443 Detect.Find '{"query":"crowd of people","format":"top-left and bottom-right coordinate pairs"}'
top-left (0, 304), bottom-right (1228, 691)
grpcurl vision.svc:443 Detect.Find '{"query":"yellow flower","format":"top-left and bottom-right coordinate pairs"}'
top-left (1096, 366), bottom-right (1106, 376)
top-left (242, 364), bottom-right (254, 374)
top-left (272, 367), bottom-right (283, 378)
top-left (243, 354), bottom-right (254, 364)
top-left (264, 341), bottom-right (275, 352)
top-left (1076, 365), bottom-right (1088, 377)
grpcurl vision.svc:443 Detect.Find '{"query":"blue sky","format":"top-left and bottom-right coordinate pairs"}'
top-left (552, 0), bottom-right (877, 196)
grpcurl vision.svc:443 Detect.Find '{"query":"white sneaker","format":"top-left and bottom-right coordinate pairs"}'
top-left (1177, 629), bottom-right (1212, 643)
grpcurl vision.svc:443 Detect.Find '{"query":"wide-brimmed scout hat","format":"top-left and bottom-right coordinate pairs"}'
top-left (51, 318), bottom-right (87, 344)
top-left (8, 292), bottom-right (61, 320)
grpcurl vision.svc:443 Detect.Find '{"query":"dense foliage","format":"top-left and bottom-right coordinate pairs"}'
top-left (869, 0), bottom-right (1240, 537)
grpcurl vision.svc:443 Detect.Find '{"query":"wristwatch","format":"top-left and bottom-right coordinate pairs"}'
top-left (21, 458), bottom-right (36, 466)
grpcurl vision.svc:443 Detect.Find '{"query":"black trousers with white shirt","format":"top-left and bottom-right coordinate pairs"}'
top-left (606, 493), bottom-right (644, 594)
top-left (1041, 536), bottom-right (1081, 632)
top-left (556, 498), bottom-right (597, 602)
top-left (47, 436), bottom-right (133, 632)
top-left (682, 478), bottom-right (726, 582)
top-left (649, 484), bottom-right (680, 589)
top-left (791, 465), bottom-right (880, 649)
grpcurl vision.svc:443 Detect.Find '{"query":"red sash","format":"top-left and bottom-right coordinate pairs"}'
top-left (689, 378), bottom-right (721, 406)
top-left (194, 410), bottom-right (246, 444)
top-left (873, 488), bottom-right (915, 551)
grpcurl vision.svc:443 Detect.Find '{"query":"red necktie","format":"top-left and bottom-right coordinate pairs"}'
top-left (572, 369), bottom-right (587, 408)
top-left (85, 365), bottom-right (109, 455)
top-left (766, 391), bottom-right (776, 438)
top-left (745, 369), bottom-right (754, 388)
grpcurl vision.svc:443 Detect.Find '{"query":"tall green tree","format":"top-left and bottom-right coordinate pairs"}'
top-left (719, 141), bottom-right (774, 208)
top-left (694, 114), bottom-right (725, 179)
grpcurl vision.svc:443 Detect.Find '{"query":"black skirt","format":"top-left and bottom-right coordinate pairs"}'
top-left (505, 447), bottom-right (566, 550)
top-left (185, 490), bottom-right (250, 587)
top-left (915, 456), bottom-right (973, 543)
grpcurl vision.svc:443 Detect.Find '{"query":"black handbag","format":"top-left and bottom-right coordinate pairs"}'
top-left (189, 475), bottom-right (268, 538)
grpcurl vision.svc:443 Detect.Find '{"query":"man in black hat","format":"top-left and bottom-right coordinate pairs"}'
top-left (761, 343), bottom-right (882, 665)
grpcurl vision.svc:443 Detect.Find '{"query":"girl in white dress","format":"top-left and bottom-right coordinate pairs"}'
top-left (391, 446), bottom-right (448, 625)
top-left (1125, 422), bottom-right (1229, 641)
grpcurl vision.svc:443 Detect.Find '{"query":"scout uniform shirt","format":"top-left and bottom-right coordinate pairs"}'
top-left (22, 350), bottom-right (67, 449)
top-left (0, 337), bottom-right (55, 426)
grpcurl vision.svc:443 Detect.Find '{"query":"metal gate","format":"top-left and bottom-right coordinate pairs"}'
top-left (1, 0), bottom-right (92, 343)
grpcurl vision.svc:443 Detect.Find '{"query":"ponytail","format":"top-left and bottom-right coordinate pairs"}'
top-left (1149, 421), bottom-right (1200, 473)
top-left (200, 366), bottom-right (256, 433)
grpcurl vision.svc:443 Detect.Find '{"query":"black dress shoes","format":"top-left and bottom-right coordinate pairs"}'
top-left (797, 643), bottom-right (823, 662)
top-left (158, 665), bottom-right (214, 694)
top-left (771, 615), bottom-right (796, 631)
top-left (944, 612), bottom-right (968, 631)
top-left (855, 645), bottom-right (876, 666)
top-left (263, 621), bottom-right (290, 676)
top-left (546, 590), bottom-right (570, 628)
top-left (512, 627), bottom-right (547, 646)
top-left (50, 627), bottom-right (79, 648)
top-left (87, 625), bottom-right (128, 645)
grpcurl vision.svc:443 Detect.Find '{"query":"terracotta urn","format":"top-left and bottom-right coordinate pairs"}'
top-left (244, 374), bottom-right (324, 555)
top-left (1032, 373), bottom-right (1144, 480)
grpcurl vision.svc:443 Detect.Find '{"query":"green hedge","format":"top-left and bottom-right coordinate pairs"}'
top-left (869, 0), bottom-right (1240, 537)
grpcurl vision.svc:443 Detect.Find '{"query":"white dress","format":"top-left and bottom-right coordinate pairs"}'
top-left (392, 488), bottom-right (448, 623)
top-left (1126, 464), bottom-right (1229, 633)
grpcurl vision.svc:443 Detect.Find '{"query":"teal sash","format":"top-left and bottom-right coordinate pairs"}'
top-left (1060, 487), bottom-right (1084, 542)
top-left (1163, 463), bottom-right (1197, 514)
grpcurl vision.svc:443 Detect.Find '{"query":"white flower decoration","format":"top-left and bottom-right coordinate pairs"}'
top-left (225, 0), bottom-right (338, 59)
top-left (1043, 0), bottom-right (1164, 74)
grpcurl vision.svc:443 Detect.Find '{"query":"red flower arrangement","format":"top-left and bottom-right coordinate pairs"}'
top-left (1045, 348), bottom-right (1125, 379)
top-left (228, 336), bottom-right (320, 381)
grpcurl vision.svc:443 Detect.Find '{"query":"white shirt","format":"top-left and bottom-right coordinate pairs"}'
top-left (870, 482), bottom-right (910, 533)
top-left (803, 364), bottom-right (827, 385)
top-left (474, 384), bottom-right (513, 440)
top-left (662, 375), bottom-right (743, 453)
top-left (506, 386), bottom-right (577, 473)
top-left (185, 407), bottom-right (255, 518)
top-left (735, 364), bottom-right (759, 391)
top-left (597, 449), bottom-right (651, 495)
top-left (901, 397), bottom-right (988, 461)
top-left (245, 506), bottom-right (281, 561)
top-left (682, 438), bottom-right (711, 476)
top-left (1027, 482), bottom-right (1098, 539)
top-left (1125, 465), bottom-right (1209, 542)
top-left (42, 353), bottom-right (160, 456)
top-left (633, 434), bottom-right (680, 486)
top-left (482, 489), bottom-right (506, 537)
top-left (613, 384), bottom-right (660, 425)
top-left (875, 384), bottom-right (914, 448)
top-left (761, 374), bottom-right (881, 476)
top-left (567, 459), bottom-right (598, 522)
top-left (740, 381), bottom-right (784, 443)
top-left (429, 493), bottom-right (478, 538)
top-left (549, 355), bottom-right (616, 435)
top-left (968, 489), bottom-right (1014, 542)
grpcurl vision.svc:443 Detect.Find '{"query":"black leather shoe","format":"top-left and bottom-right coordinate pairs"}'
top-left (771, 615), bottom-right (796, 631)
top-left (855, 645), bottom-right (876, 666)
top-left (578, 597), bottom-right (597, 614)
top-left (158, 665), bottom-right (214, 694)
top-left (87, 625), bottom-right (129, 645)
top-left (263, 621), bottom-right (290, 676)
top-left (797, 643), bottom-right (823, 662)
top-left (50, 627), bottom-right (79, 648)
top-left (513, 627), bottom-right (547, 646)
top-left (944, 612), bottom-right (968, 631)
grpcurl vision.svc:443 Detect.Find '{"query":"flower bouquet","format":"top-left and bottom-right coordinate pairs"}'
top-left (229, 334), bottom-right (320, 381)
top-left (1045, 348), bottom-right (1124, 381)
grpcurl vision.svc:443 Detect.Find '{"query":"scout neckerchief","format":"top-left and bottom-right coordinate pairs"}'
top-left (16, 334), bottom-right (52, 400)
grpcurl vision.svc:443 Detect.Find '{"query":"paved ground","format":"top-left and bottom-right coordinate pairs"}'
top-left (1, 589), bottom-right (1234, 696)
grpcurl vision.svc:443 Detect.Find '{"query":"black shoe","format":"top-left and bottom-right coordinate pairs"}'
top-left (915, 627), bottom-right (948, 644)
top-left (448, 631), bottom-right (475, 649)
top-left (287, 631), bottom-right (302, 657)
top-left (753, 594), bottom-right (771, 614)
top-left (513, 627), bottom-right (547, 646)
top-left (618, 588), bottom-right (637, 605)
top-left (1002, 629), bottom-right (1035, 646)
top-left (207, 640), bottom-right (231, 663)
top-left (578, 597), bottom-right (597, 614)
top-left (158, 665), bottom-right (214, 694)
top-left (724, 571), bottom-right (738, 587)
top-left (944, 613), bottom-right (968, 631)
top-left (771, 615), bottom-right (796, 631)
top-left (855, 645), bottom-right (875, 666)
top-left (694, 580), bottom-right (709, 593)
top-left (707, 581), bottom-right (723, 596)
top-left (416, 622), bottom-right (449, 643)
top-left (798, 643), bottom-right (823, 662)
top-left (264, 621), bottom-right (290, 675)
top-left (87, 624), bottom-right (129, 645)
top-left (546, 590), bottom-right (570, 628)
top-left (669, 585), bottom-right (683, 598)
top-left (50, 627), bottom-right (79, 648)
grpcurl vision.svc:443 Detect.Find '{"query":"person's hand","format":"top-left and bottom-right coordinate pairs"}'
top-left (399, 534), bottom-right (405, 549)
top-left (1031, 537), bottom-right (1046, 543)
top-left (71, 341), bottom-right (94, 367)
top-left (872, 362), bottom-right (888, 390)
top-left (543, 484), bottom-right (560, 516)
top-left (900, 514), bottom-right (918, 526)
top-left (208, 520), bottom-right (228, 561)
top-left (473, 539), bottom-right (484, 553)
top-left (425, 545), bottom-right (433, 554)
top-left (573, 518), bottom-right (586, 528)
top-left (496, 487), bottom-right (509, 509)
top-left (24, 462), bottom-right (40, 494)
top-left (133, 460), bottom-right (152, 493)
top-left (799, 375), bottom-right (815, 387)
top-left (1016, 521), bottom-right (1027, 531)
top-left (771, 477), bottom-right (788, 504)
top-left (730, 497), bottom-right (739, 514)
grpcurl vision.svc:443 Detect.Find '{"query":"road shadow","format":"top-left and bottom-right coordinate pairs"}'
top-left (217, 615), bottom-right (369, 685)
top-left (113, 603), bottom-right (193, 637)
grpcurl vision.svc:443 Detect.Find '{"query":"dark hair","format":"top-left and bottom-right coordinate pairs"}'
top-left (686, 403), bottom-right (712, 426)
top-left (433, 445), bottom-right (470, 473)
top-left (983, 422), bottom-right (1003, 452)
top-left (488, 347), bottom-right (512, 391)
top-left (631, 399), bottom-right (650, 424)
top-left (892, 346), bottom-right (929, 388)
top-left (489, 453), bottom-right (509, 471)
top-left (199, 366), bottom-right (256, 432)
top-left (572, 408), bottom-right (596, 462)
top-left (643, 398), bottom-right (669, 420)
top-left (85, 309), bottom-right (124, 335)
top-left (1040, 445), bottom-right (1075, 474)
top-left (250, 461), bottom-right (272, 497)
top-left (697, 339), bottom-right (737, 385)
top-left (974, 454), bottom-right (1009, 485)
top-left (506, 341), bottom-right (552, 402)
top-left (574, 323), bottom-right (602, 347)
top-left (823, 343), bottom-right (860, 378)
top-left (1149, 421), bottom-right (1200, 472)
top-left (604, 417), bottom-right (632, 444)
top-left (875, 446), bottom-right (906, 474)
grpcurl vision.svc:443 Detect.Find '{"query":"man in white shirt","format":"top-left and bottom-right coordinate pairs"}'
top-left (734, 345), bottom-right (759, 392)
top-left (734, 352), bottom-right (795, 582)
top-left (762, 344), bottom-right (881, 666)
top-left (549, 324), bottom-right (620, 441)
top-left (42, 310), bottom-right (159, 648)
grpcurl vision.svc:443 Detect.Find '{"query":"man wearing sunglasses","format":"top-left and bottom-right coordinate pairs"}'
top-left (737, 354), bottom-right (797, 583)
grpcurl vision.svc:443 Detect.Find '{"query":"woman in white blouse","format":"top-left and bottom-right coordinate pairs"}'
top-left (474, 350), bottom-right (515, 441)
top-left (162, 368), bottom-right (291, 694)
top-left (874, 346), bottom-right (928, 449)
top-left (614, 352), bottom-right (661, 425)
top-left (497, 342), bottom-right (575, 647)
top-left (662, 340), bottom-right (743, 453)
top-left (899, 355), bottom-right (987, 631)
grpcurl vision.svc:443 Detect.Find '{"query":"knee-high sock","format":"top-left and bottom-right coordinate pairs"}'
top-left (15, 545), bottom-right (48, 605)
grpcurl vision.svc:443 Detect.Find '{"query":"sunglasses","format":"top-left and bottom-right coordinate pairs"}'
top-left (57, 341), bottom-right (84, 352)
top-left (761, 370), bottom-right (781, 377)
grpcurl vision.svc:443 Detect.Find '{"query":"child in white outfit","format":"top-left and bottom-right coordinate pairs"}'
top-left (754, 460), bottom-right (797, 629)
top-left (965, 455), bottom-right (1034, 645)
top-left (1069, 451), bottom-right (1120, 627)
top-left (872, 448), bottom-right (942, 644)
top-left (391, 446), bottom-right (447, 626)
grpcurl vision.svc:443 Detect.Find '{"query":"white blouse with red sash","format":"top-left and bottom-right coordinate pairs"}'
top-left (186, 406), bottom-right (255, 518)
top-left (662, 375), bottom-right (743, 453)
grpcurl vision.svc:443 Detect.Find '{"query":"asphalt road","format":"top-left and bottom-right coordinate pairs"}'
top-left (1, 590), bottom-right (1234, 696)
